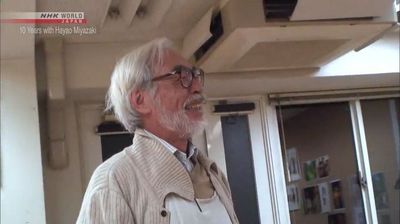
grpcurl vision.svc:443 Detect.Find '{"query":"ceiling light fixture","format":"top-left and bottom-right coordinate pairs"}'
top-left (108, 6), bottom-right (120, 19)
top-left (136, 5), bottom-right (147, 18)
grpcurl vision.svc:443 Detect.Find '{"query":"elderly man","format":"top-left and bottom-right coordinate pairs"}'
top-left (76, 38), bottom-right (239, 224)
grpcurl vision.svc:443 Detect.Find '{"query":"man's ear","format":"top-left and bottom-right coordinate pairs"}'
top-left (130, 90), bottom-right (151, 114)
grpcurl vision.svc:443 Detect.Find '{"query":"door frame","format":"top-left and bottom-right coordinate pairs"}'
top-left (204, 95), bottom-right (278, 224)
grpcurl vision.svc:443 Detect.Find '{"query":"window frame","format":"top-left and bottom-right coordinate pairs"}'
top-left (265, 87), bottom-right (400, 224)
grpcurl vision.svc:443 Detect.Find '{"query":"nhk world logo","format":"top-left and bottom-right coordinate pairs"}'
top-left (1, 12), bottom-right (86, 24)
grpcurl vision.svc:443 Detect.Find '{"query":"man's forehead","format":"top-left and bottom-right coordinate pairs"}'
top-left (155, 50), bottom-right (191, 73)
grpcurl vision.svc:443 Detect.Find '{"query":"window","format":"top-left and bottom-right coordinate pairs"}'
top-left (361, 98), bottom-right (400, 224)
top-left (277, 103), bottom-right (366, 224)
top-left (267, 88), bottom-right (400, 223)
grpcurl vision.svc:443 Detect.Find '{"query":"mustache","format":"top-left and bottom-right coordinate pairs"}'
top-left (184, 94), bottom-right (206, 107)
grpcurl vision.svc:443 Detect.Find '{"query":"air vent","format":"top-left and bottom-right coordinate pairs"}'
top-left (214, 103), bottom-right (255, 114)
top-left (194, 0), bottom-right (394, 73)
top-left (194, 11), bottom-right (224, 61)
top-left (263, 0), bottom-right (298, 19)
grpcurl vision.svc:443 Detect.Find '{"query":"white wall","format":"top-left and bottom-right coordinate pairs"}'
top-left (42, 100), bottom-right (84, 224)
top-left (1, 58), bottom-right (47, 224)
top-left (1, 0), bottom-right (47, 222)
top-left (64, 42), bottom-right (140, 90)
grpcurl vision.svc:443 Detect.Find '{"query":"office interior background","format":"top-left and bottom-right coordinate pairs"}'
top-left (1, 0), bottom-right (400, 223)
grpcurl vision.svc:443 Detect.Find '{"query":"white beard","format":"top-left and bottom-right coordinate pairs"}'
top-left (152, 94), bottom-right (206, 138)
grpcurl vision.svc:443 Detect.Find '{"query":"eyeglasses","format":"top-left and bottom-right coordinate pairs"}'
top-left (151, 65), bottom-right (204, 88)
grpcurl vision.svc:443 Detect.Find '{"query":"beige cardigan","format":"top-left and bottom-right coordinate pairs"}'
top-left (76, 129), bottom-right (239, 224)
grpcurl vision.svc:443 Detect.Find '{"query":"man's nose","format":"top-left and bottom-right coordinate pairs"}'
top-left (190, 76), bottom-right (203, 93)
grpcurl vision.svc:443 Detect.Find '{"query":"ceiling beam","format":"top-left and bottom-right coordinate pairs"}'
top-left (148, 0), bottom-right (173, 27)
top-left (98, 0), bottom-right (113, 27)
top-left (119, 0), bottom-right (142, 26)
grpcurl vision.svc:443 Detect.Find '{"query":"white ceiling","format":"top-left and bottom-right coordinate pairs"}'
top-left (36, 0), bottom-right (219, 43)
top-left (1, 0), bottom-right (398, 72)
top-left (1, 0), bottom-right (221, 58)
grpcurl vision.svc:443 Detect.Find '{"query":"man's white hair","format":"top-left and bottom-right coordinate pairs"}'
top-left (106, 38), bottom-right (174, 133)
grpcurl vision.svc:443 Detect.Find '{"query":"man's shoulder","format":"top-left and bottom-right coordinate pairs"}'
top-left (89, 132), bottom-right (164, 184)
top-left (87, 146), bottom-right (139, 192)
top-left (98, 146), bottom-right (133, 169)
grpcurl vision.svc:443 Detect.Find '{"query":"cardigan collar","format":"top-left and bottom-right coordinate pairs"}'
top-left (127, 128), bottom-right (219, 203)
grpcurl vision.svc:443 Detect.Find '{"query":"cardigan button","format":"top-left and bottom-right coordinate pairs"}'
top-left (161, 210), bottom-right (167, 217)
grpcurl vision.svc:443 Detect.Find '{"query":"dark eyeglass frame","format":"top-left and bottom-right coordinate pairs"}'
top-left (151, 65), bottom-right (204, 88)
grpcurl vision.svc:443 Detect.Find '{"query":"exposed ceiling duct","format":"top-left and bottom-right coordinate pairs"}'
top-left (182, 0), bottom-right (396, 73)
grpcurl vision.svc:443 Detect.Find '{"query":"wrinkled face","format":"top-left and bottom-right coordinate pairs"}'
top-left (150, 50), bottom-right (206, 138)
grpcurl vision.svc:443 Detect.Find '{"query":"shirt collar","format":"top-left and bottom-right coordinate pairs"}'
top-left (143, 129), bottom-right (177, 154)
top-left (129, 129), bottom-right (223, 205)
top-left (143, 129), bottom-right (198, 160)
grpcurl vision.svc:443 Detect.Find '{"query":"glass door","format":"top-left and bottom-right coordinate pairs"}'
top-left (361, 98), bottom-right (400, 224)
top-left (276, 102), bottom-right (367, 224)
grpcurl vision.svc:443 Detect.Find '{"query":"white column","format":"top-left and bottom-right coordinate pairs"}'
top-left (0, 0), bottom-right (47, 223)
top-left (1, 59), bottom-right (47, 223)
